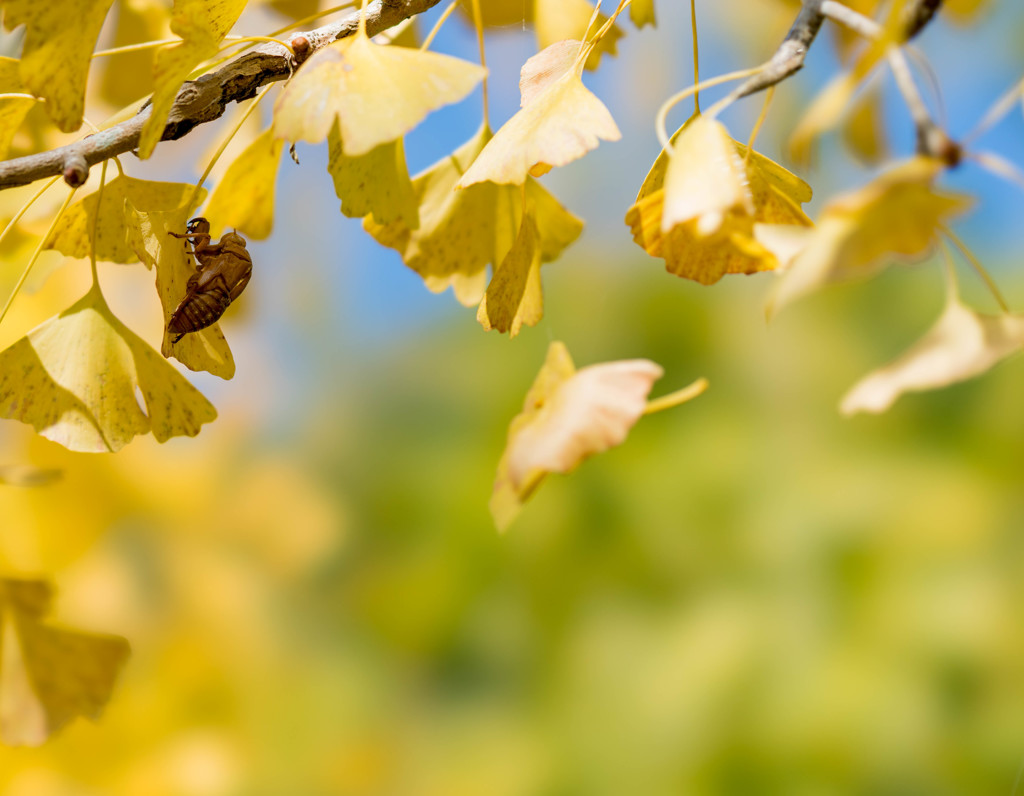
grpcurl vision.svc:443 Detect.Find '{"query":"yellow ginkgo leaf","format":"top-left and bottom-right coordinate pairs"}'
top-left (125, 200), bottom-right (236, 379)
top-left (630, 0), bottom-right (656, 28)
top-left (457, 0), bottom-right (534, 27)
top-left (842, 80), bottom-right (888, 165)
top-left (273, 30), bottom-right (486, 155)
top-left (841, 296), bottom-right (1024, 415)
top-left (534, 0), bottom-right (623, 71)
top-left (45, 176), bottom-right (198, 264)
top-left (662, 115), bottom-right (753, 236)
top-left (626, 124), bottom-right (812, 285)
top-left (491, 341), bottom-right (668, 532)
top-left (769, 157), bottom-right (972, 313)
top-left (203, 127), bottom-right (284, 240)
top-left (458, 42), bottom-right (620, 186)
top-left (477, 211), bottom-right (543, 337)
top-left (0, 577), bottom-right (129, 746)
top-left (137, 0), bottom-right (247, 159)
top-left (1, 0), bottom-right (116, 132)
top-left (0, 286), bottom-right (217, 452)
top-left (0, 56), bottom-right (36, 160)
top-left (328, 125), bottom-right (418, 228)
top-left (365, 124), bottom-right (582, 306)
top-left (98, 0), bottom-right (172, 108)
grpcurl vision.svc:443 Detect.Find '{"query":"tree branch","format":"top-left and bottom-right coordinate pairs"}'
top-left (0, 0), bottom-right (443, 192)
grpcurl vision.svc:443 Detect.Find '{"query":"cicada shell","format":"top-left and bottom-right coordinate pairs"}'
top-left (167, 217), bottom-right (253, 343)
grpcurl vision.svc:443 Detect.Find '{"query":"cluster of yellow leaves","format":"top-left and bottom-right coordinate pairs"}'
top-left (491, 341), bottom-right (705, 531)
top-left (0, 577), bottom-right (129, 746)
top-left (627, 115), bottom-right (813, 285)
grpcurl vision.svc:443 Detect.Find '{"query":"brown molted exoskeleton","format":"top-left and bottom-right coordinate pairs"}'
top-left (166, 217), bottom-right (253, 344)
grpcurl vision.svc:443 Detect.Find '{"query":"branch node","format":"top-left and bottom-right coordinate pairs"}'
top-left (62, 153), bottom-right (89, 188)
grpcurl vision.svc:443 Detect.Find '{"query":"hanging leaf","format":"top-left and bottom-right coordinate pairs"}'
top-left (626, 120), bottom-right (813, 285)
top-left (629, 0), bottom-right (656, 28)
top-left (769, 158), bottom-right (971, 313)
top-left (0, 0), bottom-right (117, 132)
top-left (45, 176), bottom-right (198, 264)
top-left (327, 126), bottom-right (418, 227)
top-left (0, 57), bottom-right (36, 160)
top-left (477, 210), bottom-right (543, 337)
top-left (203, 127), bottom-right (284, 240)
top-left (491, 342), bottom-right (680, 532)
top-left (0, 577), bottom-right (129, 746)
top-left (458, 41), bottom-right (620, 186)
top-left (842, 80), bottom-right (888, 165)
top-left (137, 0), bottom-right (248, 159)
top-left (273, 29), bottom-right (486, 154)
top-left (365, 125), bottom-right (582, 306)
top-left (98, 0), bottom-right (172, 108)
top-left (125, 200), bottom-right (236, 379)
top-left (0, 286), bottom-right (217, 452)
top-left (841, 296), bottom-right (1024, 415)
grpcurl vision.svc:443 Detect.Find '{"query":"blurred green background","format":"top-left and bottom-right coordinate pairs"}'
top-left (2, 0), bottom-right (1024, 793)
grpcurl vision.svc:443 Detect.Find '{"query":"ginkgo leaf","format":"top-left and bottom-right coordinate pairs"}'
top-left (629, 0), bottom-right (656, 28)
top-left (46, 176), bottom-right (198, 264)
top-left (458, 42), bottom-right (620, 186)
top-left (273, 30), bottom-right (486, 155)
top-left (137, 0), bottom-right (247, 159)
top-left (770, 158), bottom-right (972, 313)
top-left (477, 211), bottom-right (543, 337)
top-left (1, 0), bottom-right (116, 132)
top-left (491, 341), bottom-right (667, 532)
top-left (0, 57), bottom-right (36, 160)
top-left (534, 0), bottom-right (623, 72)
top-left (841, 296), bottom-right (1024, 415)
top-left (626, 122), bottom-right (812, 285)
top-left (99, 0), bottom-right (171, 108)
top-left (327, 124), bottom-right (418, 228)
top-left (365, 124), bottom-right (582, 306)
top-left (0, 286), bottom-right (217, 452)
top-left (125, 200), bottom-right (236, 379)
top-left (203, 127), bottom-right (284, 240)
top-left (842, 80), bottom-right (887, 164)
top-left (662, 115), bottom-right (753, 236)
top-left (0, 577), bottom-right (129, 746)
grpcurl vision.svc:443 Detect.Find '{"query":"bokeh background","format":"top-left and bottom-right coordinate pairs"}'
top-left (2, 0), bottom-right (1024, 792)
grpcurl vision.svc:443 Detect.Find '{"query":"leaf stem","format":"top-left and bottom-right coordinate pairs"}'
top-left (92, 39), bottom-right (180, 58)
top-left (89, 161), bottom-right (109, 286)
top-left (0, 177), bottom-right (59, 252)
top-left (420, 1), bottom-right (459, 51)
top-left (744, 85), bottom-right (774, 168)
top-left (655, 66), bottom-right (764, 152)
top-left (644, 377), bottom-right (709, 415)
top-left (469, 0), bottom-right (489, 126)
top-left (0, 188), bottom-right (77, 330)
top-left (942, 226), bottom-right (1010, 314)
top-left (690, 0), bottom-right (700, 114)
top-left (189, 85), bottom-right (273, 211)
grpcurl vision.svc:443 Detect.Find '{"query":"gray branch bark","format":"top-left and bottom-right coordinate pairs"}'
top-left (0, 0), bottom-right (443, 191)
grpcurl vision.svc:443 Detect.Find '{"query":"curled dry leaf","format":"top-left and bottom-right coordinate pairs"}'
top-left (841, 296), bottom-right (1024, 415)
top-left (45, 176), bottom-right (198, 264)
top-left (364, 125), bottom-right (582, 307)
top-left (0, 577), bottom-right (130, 746)
top-left (273, 29), bottom-right (486, 155)
top-left (137, 0), bottom-right (248, 159)
top-left (0, 286), bottom-right (217, 452)
top-left (0, 0), bottom-right (116, 132)
top-left (491, 342), bottom-right (704, 532)
top-left (768, 157), bottom-right (972, 314)
top-left (125, 199), bottom-right (236, 379)
top-left (626, 119), bottom-right (812, 285)
top-left (457, 41), bottom-right (621, 187)
top-left (203, 127), bottom-right (284, 240)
